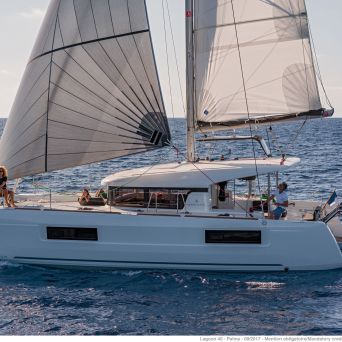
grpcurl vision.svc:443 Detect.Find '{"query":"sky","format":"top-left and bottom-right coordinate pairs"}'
top-left (0, 0), bottom-right (341, 119)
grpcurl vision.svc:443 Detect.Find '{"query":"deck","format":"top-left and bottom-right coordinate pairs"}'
top-left (1, 193), bottom-right (342, 239)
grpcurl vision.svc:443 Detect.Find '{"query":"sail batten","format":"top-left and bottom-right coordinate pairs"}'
top-left (193, 0), bottom-right (323, 131)
top-left (0, 0), bottom-right (170, 180)
top-left (30, 29), bottom-right (150, 63)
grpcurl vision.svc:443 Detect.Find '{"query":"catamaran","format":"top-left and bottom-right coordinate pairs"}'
top-left (0, 0), bottom-right (341, 271)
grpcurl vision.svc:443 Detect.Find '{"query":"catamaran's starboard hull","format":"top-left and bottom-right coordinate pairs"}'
top-left (0, 209), bottom-right (341, 271)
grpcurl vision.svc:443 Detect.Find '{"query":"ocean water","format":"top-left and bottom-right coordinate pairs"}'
top-left (0, 118), bottom-right (342, 335)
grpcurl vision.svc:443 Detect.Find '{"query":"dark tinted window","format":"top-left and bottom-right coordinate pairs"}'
top-left (205, 230), bottom-right (261, 244)
top-left (108, 187), bottom-right (198, 209)
top-left (47, 227), bottom-right (98, 241)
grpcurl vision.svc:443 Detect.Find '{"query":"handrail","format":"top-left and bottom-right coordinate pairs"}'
top-left (322, 203), bottom-right (342, 223)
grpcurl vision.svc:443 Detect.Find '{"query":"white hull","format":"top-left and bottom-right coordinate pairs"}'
top-left (0, 208), bottom-right (341, 271)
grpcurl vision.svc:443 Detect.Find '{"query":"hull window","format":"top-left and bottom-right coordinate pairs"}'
top-left (47, 227), bottom-right (98, 241)
top-left (205, 230), bottom-right (261, 244)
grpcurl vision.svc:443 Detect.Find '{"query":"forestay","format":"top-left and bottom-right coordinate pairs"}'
top-left (0, 0), bottom-right (170, 179)
top-left (194, 0), bottom-right (324, 131)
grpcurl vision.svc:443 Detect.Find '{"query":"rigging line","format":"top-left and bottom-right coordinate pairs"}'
top-left (162, 0), bottom-right (175, 122)
top-left (268, 127), bottom-right (285, 155)
top-left (230, 0), bottom-right (263, 203)
top-left (170, 146), bottom-right (254, 217)
top-left (166, 0), bottom-right (185, 115)
top-left (273, 0), bottom-right (310, 155)
top-left (268, 1), bottom-right (310, 155)
top-left (283, 118), bottom-right (308, 154)
top-left (307, 15), bottom-right (333, 108)
top-left (106, 145), bottom-right (175, 192)
top-left (106, 1), bottom-right (165, 133)
top-left (168, 147), bottom-right (216, 186)
top-left (295, 2), bottom-right (324, 105)
top-left (295, 0), bottom-right (311, 112)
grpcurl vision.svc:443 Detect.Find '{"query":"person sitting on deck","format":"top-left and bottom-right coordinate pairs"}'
top-left (95, 188), bottom-right (107, 200)
top-left (78, 188), bottom-right (106, 206)
top-left (0, 166), bottom-right (16, 208)
top-left (78, 188), bottom-right (91, 204)
top-left (268, 182), bottom-right (288, 220)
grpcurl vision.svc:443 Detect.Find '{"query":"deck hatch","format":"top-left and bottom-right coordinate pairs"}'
top-left (205, 230), bottom-right (261, 244)
top-left (47, 227), bottom-right (98, 241)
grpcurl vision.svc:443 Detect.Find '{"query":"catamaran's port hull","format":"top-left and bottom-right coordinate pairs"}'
top-left (0, 209), bottom-right (341, 271)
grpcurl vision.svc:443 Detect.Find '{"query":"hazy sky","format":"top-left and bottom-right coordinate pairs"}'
top-left (0, 0), bottom-right (341, 118)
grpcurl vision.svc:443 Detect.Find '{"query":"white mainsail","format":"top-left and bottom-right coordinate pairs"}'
top-left (193, 0), bottom-right (325, 131)
top-left (0, 0), bottom-right (170, 179)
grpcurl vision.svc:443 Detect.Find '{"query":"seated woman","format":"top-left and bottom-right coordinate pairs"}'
top-left (0, 166), bottom-right (16, 208)
top-left (78, 188), bottom-right (105, 206)
top-left (95, 188), bottom-right (107, 199)
top-left (78, 188), bottom-right (91, 205)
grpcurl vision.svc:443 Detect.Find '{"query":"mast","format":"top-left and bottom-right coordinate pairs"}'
top-left (185, 0), bottom-right (196, 162)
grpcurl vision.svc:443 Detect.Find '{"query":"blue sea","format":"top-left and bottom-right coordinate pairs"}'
top-left (0, 118), bottom-right (342, 336)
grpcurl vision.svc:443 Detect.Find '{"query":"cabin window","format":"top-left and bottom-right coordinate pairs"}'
top-left (108, 187), bottom-right (206, 209)
top-left (146, 189), bottom-right (188, 209)
top-left (110, 188), bottom-right (146, 207)
top-left (205, 230), bottom-right (261, 244)
top-left (47, 227), bottom-right (98, 241)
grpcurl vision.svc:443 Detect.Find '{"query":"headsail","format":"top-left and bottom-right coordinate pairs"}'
top-left (0, 0), bottom-right (171, 179)
top-left (193, 0), bottom-right (328, 132)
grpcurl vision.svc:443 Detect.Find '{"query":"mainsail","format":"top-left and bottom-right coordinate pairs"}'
top-left (193, 0), bottom-right (326, 132)
top-left (0, 0), bottom-right (171, 179)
